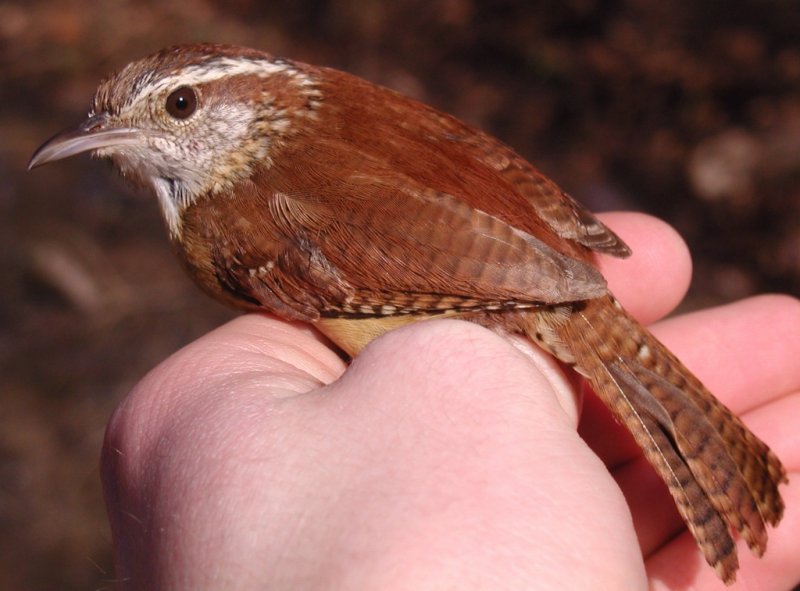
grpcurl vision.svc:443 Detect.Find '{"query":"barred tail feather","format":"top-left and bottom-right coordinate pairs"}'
top-left (540, 296), bottom-right (786, 584)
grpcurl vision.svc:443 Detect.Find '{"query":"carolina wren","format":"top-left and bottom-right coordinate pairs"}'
top-left (30, 43), bottom-right (785, 583)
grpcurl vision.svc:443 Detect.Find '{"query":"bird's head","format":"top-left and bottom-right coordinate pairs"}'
top-left (29, 43), bottom-right (322, 236)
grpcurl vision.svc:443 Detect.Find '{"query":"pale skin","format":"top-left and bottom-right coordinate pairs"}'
top-left (102, 213), bottom-right (800, 590)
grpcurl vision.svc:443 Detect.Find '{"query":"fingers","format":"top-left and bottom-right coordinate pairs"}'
top-left (652, 294), bottom-right (800, 412)
top-left (621, 390), bottom-right (800, 560)
top-left (647, 478), bottom-right (800, 591)
top-left (200, 313), bottom-right (347, 385)
top-left (743, 390), bottom-right (800, 469)
top-left (102, 314), bottom-right (346, 587)
top-left (596, 212), bottom-right (693, 325)
top-left (582, 295), bottom-right (800, 469)
top-left (606, 296), bottom-right (800, 584)
top-left (102, 319), bottom-right (648, 588)
top-left (103, 209), bottom-right (795, 588)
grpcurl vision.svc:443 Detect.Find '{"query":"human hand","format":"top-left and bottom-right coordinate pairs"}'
top-left (101, 213), bottom-right (800, 590)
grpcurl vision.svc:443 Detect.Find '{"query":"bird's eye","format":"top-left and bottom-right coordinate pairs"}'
top-left (165, 87), bottom-right (198, 119)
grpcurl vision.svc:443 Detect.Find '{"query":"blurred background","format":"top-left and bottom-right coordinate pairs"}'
top-left (2, 0), bottom-right (800, 588)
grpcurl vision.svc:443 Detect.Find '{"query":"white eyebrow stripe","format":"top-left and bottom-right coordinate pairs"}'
top-left (128, 57), bottom-right (300, 106)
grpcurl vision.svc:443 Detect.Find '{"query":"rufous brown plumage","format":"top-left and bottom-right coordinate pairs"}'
top-left (29, 43), bottom-right (786, 584)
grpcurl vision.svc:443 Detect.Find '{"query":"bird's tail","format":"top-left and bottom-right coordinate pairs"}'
top-left (528, 296), bottom-right (786, 584)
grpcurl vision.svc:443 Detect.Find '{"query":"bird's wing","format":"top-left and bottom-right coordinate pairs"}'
top-left (210, 159), bottom-right (610, 320)
top-left (309, 69), bottom-right (631, 258)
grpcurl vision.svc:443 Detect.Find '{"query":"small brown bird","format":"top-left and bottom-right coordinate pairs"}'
top-left (30, 43), bottom-right (785, 583)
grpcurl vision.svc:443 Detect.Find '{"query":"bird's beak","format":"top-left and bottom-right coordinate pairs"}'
top-left (28, 113), bottom-right (143, 170)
